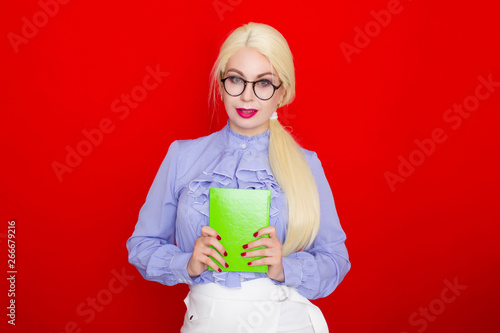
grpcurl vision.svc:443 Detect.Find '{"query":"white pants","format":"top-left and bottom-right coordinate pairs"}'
top-left (180, 278), bottom-right (329, 333)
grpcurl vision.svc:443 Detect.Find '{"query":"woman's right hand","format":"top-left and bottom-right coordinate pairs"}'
top-left (187, 226), bottom-right (228, 277)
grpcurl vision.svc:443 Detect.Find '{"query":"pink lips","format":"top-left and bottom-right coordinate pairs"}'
top-left (236, 108), bottom-right (258, 119)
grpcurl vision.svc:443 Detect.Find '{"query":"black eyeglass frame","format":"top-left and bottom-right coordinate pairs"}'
top-left (221, 76), bottom-right (282, 101)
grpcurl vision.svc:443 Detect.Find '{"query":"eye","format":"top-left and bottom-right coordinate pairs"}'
top-left (229, 76), bottom-right (243, 84)
top-left (256, 79), bottom-right (272, 87)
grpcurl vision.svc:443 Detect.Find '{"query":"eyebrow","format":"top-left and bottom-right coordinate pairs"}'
top-left (226, 68), bottom-right (275, 79)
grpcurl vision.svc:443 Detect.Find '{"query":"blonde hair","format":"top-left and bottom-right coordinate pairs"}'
top-left (209, 22), bottom-right (320, 256)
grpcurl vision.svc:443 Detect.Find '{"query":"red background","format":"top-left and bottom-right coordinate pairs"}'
top-left (2, 0), bottom-right (499, 332)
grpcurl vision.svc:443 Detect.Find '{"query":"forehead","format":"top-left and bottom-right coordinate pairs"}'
top-left (225, 47), bottom-right (276, 77)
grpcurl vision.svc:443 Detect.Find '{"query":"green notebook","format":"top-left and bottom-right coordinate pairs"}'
top-left (208, 188), bottom-right (271, 273)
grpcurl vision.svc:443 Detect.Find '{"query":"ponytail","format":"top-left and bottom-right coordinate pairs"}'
top-left (269, 119), bottom-right (320, 256)
top-left (209, 22), bottom-right (321, 256)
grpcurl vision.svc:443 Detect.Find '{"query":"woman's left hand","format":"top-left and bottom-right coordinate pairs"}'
top-left (242, 226), bottom-right (284, 282)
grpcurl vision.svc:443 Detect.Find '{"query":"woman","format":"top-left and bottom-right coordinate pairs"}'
top-left (126, 22), bottom-right (350, 332)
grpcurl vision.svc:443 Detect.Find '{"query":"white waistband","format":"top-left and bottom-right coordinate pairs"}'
top-left (189, 278), bottom-right (329, 332)
top-left (190, 278), bottom-right (295, 302)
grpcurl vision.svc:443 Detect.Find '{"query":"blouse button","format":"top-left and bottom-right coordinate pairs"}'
top-left (241, 144), bottom-right (247, 149)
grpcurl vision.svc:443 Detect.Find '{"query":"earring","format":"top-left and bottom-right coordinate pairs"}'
top-left (221, 96), bottom-right (223, 101)
top-left (277, 103), bottom-right (281, 108)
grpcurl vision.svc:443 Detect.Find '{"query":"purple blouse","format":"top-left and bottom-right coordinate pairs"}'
top-left (126, 122), bottom-right (350, 300)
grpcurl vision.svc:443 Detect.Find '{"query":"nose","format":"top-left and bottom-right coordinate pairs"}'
top-left (240, 82), bottom-right (254, 102)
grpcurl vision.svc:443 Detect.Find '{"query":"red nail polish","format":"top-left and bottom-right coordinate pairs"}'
top-left (243, 244), bottom-right (248, 249)
top-left (247, 262), bottom-right (252, 266)
top-left (224, 251), bottom-right (228, 256)
top-left (225, 263), bottom-right (229, 268)
top-left (241, 252), bottom-right (246, 257)
top-left (217, 235), bottom-right (221, 241)
top-left (253, 232), bottom-right (258, 237)
top-left (218, 268), bottom-right (222, 273)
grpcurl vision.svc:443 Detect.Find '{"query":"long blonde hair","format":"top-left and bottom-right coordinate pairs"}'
top-left (209, 22), bottom-right (320, 256)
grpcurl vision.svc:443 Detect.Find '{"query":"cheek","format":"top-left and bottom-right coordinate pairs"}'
top-left (267, 97), bottom-right (280, 110)
top-left (260, 103), bottom-right (275, 116)
top-left (223, 102), bottom-right (231, 114)
top-left (223, 99), bottom-right (239, 116)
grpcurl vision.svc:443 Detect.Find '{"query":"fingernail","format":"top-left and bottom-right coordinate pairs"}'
top-left (242, 244), bottom-right (248, 249)
top-left (253, 232), bottom-right (258, 237)
top-left (248, 262), bottom-right (252, 266)
top-left (225, 263), bottom-right (229, 268)
top-left (224, 251), bottom-right (228, 256)
top-left (217, 235), bottom-right (221, 241)
top-left (218, 268), bottom-right (222, 273)
top-left (241, 252), bottom-right (246, 257)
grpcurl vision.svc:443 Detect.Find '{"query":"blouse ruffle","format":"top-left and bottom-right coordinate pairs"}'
top-left (186, 148), bottom-right (281, 219)
top-left (184, 128), bottom-right (282, 288)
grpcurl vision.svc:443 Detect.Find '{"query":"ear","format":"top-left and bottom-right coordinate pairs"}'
top-left (217, 80), bottom-right (223, 99)
top-left (278, 87), bottom-right (286, 105)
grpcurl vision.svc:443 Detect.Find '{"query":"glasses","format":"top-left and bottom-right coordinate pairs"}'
top-left (221, 76), bottom-right (282, 100)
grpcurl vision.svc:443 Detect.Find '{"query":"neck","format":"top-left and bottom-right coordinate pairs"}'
top-left (228, 120), bottom-right (270, 137)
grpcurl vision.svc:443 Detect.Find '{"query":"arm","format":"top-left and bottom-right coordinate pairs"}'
top-left (126, 141), bottom-right (198, 286)
top-left (281, 151), bottom-right (351, 299)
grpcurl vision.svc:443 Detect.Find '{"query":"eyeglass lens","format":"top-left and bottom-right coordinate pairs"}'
top-left (223, 76), bottom-right (276, 100)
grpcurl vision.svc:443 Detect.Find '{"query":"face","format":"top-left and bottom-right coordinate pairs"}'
top-left (221, 47), bottom-right (285, 137)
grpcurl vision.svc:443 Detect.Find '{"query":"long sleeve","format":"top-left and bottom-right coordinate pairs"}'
top-left (126, 141), bottom-right (198, 286)
top-left (127, 124), bottom-right (350, 292)
top-left (281, 151), bottom-right (351, 300)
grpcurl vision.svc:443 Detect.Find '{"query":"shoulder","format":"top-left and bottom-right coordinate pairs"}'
top-left (162, 128), bottom-right (225, 171)
top-left (300, 147), bottom-right (320, 165)
top-left (166, 129), bottom-right (222, 155)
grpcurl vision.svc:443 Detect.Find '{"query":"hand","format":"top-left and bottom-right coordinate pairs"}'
top-left (187, 226), bottom-right (228, 277)
top-left (241, 226), bottom-right (284, 282)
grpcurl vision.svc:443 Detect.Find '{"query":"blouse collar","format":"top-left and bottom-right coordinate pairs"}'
top-left (220, 121), bottom-right (270, 152)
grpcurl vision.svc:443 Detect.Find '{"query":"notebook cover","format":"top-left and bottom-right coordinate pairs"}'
top-left (208, 188), bottom-right (270, 273)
